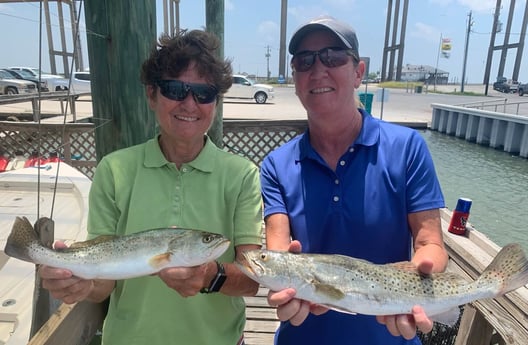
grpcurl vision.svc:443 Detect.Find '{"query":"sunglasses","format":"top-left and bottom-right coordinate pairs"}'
top-left (291, 47), bottom-right (357, 72)
top-left (156, 80), bottom-right (218, 104)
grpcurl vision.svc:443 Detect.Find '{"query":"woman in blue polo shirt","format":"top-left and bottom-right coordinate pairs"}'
top-left (261, 16), bottom-right (449, 345)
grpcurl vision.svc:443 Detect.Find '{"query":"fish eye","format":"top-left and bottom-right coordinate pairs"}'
top-left (203, 234), bottom-right (214, 243)
top-left (260, 253), bottom-right (267, 260)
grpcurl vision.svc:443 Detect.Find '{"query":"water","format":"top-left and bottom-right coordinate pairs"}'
top-left (421, 130), bottom-right (528, 252)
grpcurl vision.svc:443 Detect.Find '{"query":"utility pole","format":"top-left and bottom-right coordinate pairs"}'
top-left (434, 33), bottom-right (442, 92)
top-left (265, 45), bottom-right (271, 80)
top-left (461, 11), bottom-right (473, 93)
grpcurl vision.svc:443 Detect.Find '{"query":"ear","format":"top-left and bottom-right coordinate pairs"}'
top-left (354, 61), bottom-right (366, 88)
top-left (146, 85), bottom-right (157, 109)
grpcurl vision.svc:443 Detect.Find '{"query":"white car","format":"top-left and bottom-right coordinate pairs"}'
top-left (9, 66), bottom-right (69, 92)
top-left (69, 71), bottom-right (91, 94)
top-left (0, 69), bottom-right (37, 95)
top-left (224, 75), bottom-right (274, 104)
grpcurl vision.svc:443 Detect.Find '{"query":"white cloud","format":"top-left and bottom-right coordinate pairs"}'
top-left (411, 22), bottom-right (441, 42)
top-left (258, 20), bottom-right (280, 45)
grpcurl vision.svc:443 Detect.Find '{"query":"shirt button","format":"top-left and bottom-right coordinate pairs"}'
top-left (339, 160), bottom-right (346, 166)
top-left (182, 167), bottom-right (188, 172)
top-left (334, 179), bottom-right (339, 185)
top-left (349, 147), bottom-right (355, 153)
top-left (333, 196), bottom-right (339, 202)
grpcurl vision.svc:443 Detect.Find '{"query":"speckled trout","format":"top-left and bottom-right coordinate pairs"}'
top-left (237, 244), bottom-right (528, 326)
top-left (4, 216), bottom-right (230, 280)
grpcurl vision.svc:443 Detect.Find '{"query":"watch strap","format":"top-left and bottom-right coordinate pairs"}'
top-left (200, 261), bottom-right (226, 294)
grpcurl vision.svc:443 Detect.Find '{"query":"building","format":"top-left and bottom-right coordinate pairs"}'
top-left (400, 64), bottom-right (449, 84)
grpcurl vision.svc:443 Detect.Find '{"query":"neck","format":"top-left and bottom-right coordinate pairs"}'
top-left (159, 135), bottom-right (205, 169)
top-left (309, 109), bottom-right (363, 170)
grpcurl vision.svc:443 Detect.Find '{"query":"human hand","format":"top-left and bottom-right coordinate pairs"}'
top-left (267, 240), bottom-right (328, 326)
top-left (376, 260), bottom-right (435, 339)
top-left (158, 263), bottom-right (211, 297)
top-left (39, 241), bottom-right (94, 304)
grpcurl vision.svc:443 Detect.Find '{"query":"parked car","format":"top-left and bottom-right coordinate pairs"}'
top-left (66, 71), bottom-right (91, 94)
top-left (0, 69), bottom-right (38, 95)
top-left (224, 75), bottom-right (274, 104)
top-left (493, 76), bottom-right (519, 93)
top-left (2, 68), bottom-right (49, 92)
top-left (8, 66), bottom-right (69, 92)
top-left (518, 82), bottom-right (527, 96)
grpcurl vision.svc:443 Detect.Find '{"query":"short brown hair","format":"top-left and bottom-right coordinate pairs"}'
top-left (141, 29), bottom-right (233, 95)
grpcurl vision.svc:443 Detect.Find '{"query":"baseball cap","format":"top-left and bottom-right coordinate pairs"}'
top-left (288, 16), bottom-right (360, 60)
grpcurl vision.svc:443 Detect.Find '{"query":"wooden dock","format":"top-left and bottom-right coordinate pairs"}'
top-left (3, 119), bottom-right (527, 345)
top-left (243, 288), bottom-right (278, 345)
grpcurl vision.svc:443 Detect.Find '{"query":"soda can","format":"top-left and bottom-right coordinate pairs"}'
top-left (448, 198), bottom-right (472, 235)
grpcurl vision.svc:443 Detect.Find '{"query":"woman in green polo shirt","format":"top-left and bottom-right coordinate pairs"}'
top-left (39, 29), bottom-right (262, 345)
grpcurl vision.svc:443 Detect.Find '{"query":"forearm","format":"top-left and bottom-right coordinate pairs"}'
top-left (219, 262), bottom-right (260, 296)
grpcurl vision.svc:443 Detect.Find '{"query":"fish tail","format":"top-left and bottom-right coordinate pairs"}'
top-left (477, 243), bottom-right (528, 295)
top-left (4, 216), bottom-right (40, 262)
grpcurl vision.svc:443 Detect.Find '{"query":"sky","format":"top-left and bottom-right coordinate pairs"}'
top-left (0, 0), bottom-right (526, 84)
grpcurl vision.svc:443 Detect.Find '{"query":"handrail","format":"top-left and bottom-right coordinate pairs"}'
top-left (0, 92), bottom-right (91, 122)
top-left (455, 98), bottom-right (528, 116)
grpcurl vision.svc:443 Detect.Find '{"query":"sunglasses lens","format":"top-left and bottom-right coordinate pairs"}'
top-left (292, 52), bottom-right (315, 72)
top-left (157, 80), bottom-right (218, 104)
top-left (158, 80), bottom-right (187, 101)
top-left (320, 49), bottom-right (350, 68)
top-left (292, 48), bottom-right (352, 72)
top-left (189, 83), bottom-right (218, 104)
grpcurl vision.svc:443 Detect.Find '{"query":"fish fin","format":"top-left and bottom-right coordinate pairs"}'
top-left (4, 216), bottom-right (40, 262)
top-left (477, 243), bottom-right (528, 295)
top-left (68, 235), bottom-right (117, 249)
top-left (312, 274), bottom-right (346, 300)
top-left (322, 303), bottom-right (357, 315)
top-left (430, 306), bottom-right (461, 326)
top-left (386, 261), bottom-right (418, 272)
top-left (149, 252), bottom-right (172, 269)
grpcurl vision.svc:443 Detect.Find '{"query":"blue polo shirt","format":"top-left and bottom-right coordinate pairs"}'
top-left (261, 109), bottom-right (444, 345)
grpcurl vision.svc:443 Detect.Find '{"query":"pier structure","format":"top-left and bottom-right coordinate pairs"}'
top-left (431, 102), bottom-right (528, 158)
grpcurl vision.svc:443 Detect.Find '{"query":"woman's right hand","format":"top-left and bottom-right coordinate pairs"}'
top-left (39, 264), bottom-right (95, 304)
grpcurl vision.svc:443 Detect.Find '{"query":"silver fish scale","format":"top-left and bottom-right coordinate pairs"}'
top-left (308, 254), bottom-right (473, 298)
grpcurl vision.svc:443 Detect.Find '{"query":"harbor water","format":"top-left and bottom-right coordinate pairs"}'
top-left (421, 130), bottom-right (528, 252)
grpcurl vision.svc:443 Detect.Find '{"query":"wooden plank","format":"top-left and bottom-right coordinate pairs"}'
top-left (28, 302), bottom-right (104, 345)
top-left (454, 304), bottom-right (494, 345)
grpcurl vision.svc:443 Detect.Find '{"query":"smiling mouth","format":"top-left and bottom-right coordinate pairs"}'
top-left (311, 87), bottom-right (333, 94)
top-left (175, 115), bottom-right (198, 122)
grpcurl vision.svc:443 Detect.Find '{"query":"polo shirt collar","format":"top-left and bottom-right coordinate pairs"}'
top-left (298, 108), bottom-right (380, 161)
top-left (144, 135), bottom-right (216, 173)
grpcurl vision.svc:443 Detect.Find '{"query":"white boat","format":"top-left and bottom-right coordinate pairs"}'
top-left (0, 162), bottom-right (91, 345)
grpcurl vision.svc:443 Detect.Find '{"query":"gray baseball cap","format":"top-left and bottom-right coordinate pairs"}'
top-left (288, 16), bottom-right (359, 60)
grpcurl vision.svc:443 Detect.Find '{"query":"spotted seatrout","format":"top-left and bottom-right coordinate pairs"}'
top-left (4, 216), bottom-right (230, 280)
top-left (237, 244), bottom-right (528, 326)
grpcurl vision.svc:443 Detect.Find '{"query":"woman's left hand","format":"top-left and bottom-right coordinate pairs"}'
top-left (376, 260), bottom-right (435, 339)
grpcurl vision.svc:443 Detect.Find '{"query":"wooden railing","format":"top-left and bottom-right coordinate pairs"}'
top-left (0, 92), bottom-right (91, 122)
top-left (3, 119), bottom-right (527, 345)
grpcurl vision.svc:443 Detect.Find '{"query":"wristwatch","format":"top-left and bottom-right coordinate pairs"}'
top-left (200, 261), bottom-right (227, 293)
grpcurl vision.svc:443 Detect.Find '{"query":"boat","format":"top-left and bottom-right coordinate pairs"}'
top-left (0, 162), bottom-right (91, 345)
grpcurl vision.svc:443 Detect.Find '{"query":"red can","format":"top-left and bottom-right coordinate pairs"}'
top-left (448, 198), bottom-right (472, 235)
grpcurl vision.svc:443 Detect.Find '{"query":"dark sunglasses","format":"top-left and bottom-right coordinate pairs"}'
top-left (156, 80), bottom-right (218, 104)
top-left (291, 47), bottom-right (357, 72)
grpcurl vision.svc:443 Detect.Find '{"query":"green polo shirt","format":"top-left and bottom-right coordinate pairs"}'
top-left (88, 136), bottom-right (262, 345)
